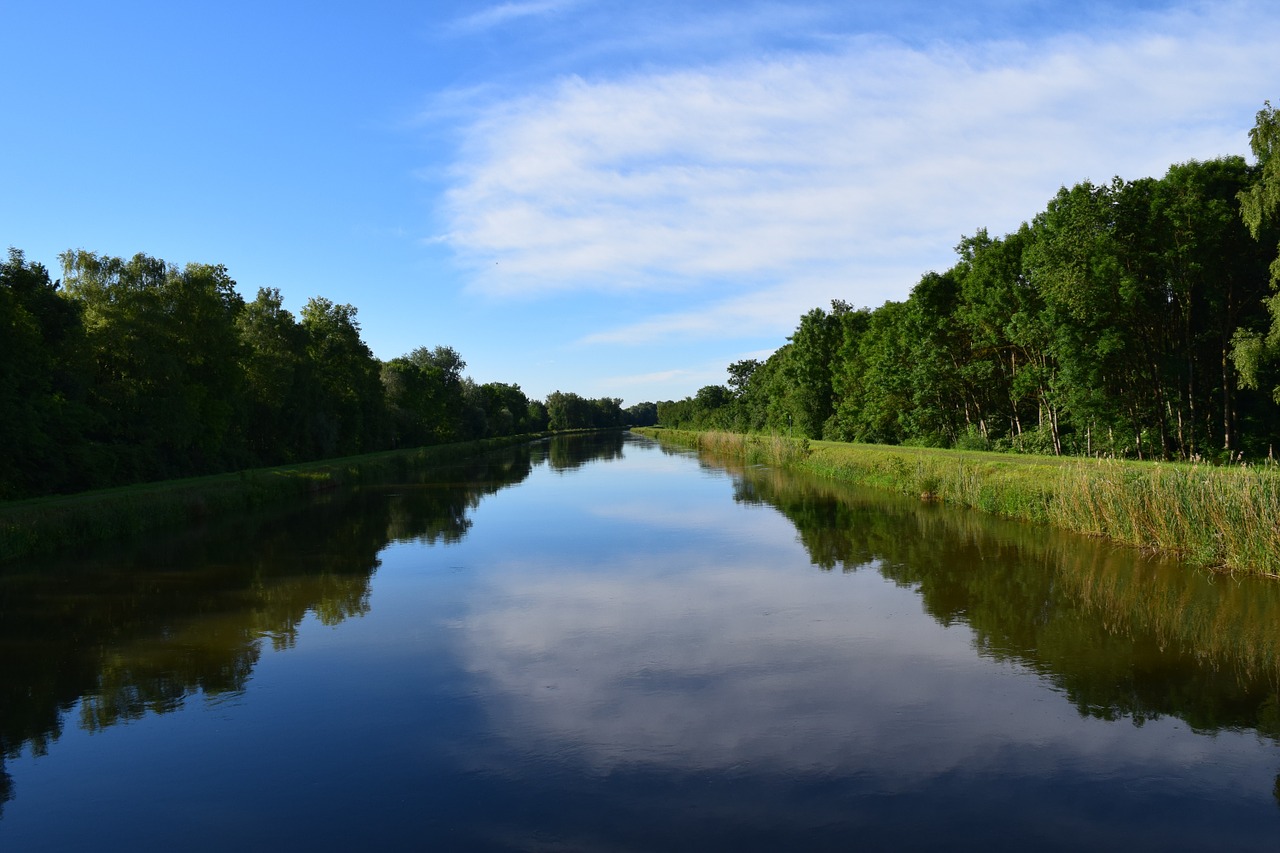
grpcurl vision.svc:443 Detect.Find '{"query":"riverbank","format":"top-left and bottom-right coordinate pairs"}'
top-left (632, 427), bottom-right (1280, 577)
top-left (0, 433), bottom-right (557, 563)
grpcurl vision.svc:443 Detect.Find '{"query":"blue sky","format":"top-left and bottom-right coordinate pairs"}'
top-left (4, 1), bottom-right (1279, 405)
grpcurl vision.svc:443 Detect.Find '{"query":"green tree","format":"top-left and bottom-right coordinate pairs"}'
top-left (466, 381), bottom-right (531, 437)
top-left (0, 249), bottom-right (90, 496)
top-left (238, 287), bottom-right (314, 462)
top-left (834, 301), bottom-right (913, 444)
top-left (784, 302), bottom-right (848, 438)
top-left (624, 401), bottom-right (658, 426)
top-left (1233, 101), bottom-right (1280, 405)
top-left (60, 250), bottom-right (246, 481)
top-left (953, 226), bottom-right (1044, 448)
top-left (526, 399), bottom-right (550, 431)
top-left (381, 356), bottom-right (436, 447)
top-left (899, 270), bottom-right (972, 446)
top-left (588, 396), bottom-right (626, 428)
top-left (299, 297), bottom-right (385, 457)
top-left (1150, 158), bottom-right (1271, 455)
top-left (404, 345), bottom-right (468, 442)
top-left (546, 390), bottom-right (590, 430)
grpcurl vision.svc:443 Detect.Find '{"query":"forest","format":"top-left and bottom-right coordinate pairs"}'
top-left (0, 249), bottom-right (639, 500)
top-left (659, 102), bottom-right (1280, 462)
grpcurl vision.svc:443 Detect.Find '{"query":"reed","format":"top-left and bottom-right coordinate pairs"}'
top-left (632, 428), bottom-right (1280, 577)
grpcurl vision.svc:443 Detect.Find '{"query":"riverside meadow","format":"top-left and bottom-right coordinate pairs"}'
top-left (634, 427), bottom-right (1280, 577)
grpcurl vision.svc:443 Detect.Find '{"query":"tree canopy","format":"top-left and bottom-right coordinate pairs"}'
top-left (0, 250), bottom-right (625, 500)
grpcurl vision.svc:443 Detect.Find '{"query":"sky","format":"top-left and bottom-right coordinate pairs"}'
top-left (4, 1), bottom-right (1280, 406)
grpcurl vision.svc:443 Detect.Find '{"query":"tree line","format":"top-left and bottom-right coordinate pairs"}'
top-left (0, 249), bottom-right (631, 499)
top-left (660, 102), bottom-right (1280, 461)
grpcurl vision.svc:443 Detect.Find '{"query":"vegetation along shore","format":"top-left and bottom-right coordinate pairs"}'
top-left (633, 427), bottom-right (1280, 577)
top-left (0, 433), bottom-right (559, 563)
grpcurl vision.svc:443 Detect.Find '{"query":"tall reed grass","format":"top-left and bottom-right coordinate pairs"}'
top-left (632, 427), bottom-right (1280, 577)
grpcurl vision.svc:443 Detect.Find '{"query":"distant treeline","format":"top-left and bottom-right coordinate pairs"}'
top-left (660, 102), bottom-right (1280, 461)
top-left (0, 249), bottom-right (635, 500)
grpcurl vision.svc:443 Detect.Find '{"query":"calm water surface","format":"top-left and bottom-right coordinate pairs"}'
top-left (3, 433), bottom-right (1280, 850)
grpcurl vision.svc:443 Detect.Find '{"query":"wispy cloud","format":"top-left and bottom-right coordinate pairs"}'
top-left (439, 2), bottom-right (1280, 347)
top-left (450, 0), bottom-right (584, 34)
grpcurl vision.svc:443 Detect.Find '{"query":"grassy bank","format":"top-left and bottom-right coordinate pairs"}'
top-left (633, 427), bottom-right (1280, 577)
top-left (0, 434), bottom-right (551, 563)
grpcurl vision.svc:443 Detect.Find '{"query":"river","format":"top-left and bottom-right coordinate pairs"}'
top-left (2, 432), bottom-right (1279, 850)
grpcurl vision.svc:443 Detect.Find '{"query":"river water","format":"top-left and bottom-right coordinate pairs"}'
top-left (2, 432), bottom-right (1279, 850)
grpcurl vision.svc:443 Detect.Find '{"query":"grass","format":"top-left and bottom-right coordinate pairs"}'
top-left (633, 427), bottom-right (1280, 577)
top-left (0, 433), bottom-right (553, 563)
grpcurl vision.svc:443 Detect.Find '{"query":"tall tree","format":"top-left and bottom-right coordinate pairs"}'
top-left (0, 249), bottom-right (90, 496)
top-left (1150, 157), bottom-right (1270, 454)
top-left (299, 297), bottom-right (385, 457)
top-left (785, 301), bottom-right (849, 438)
top-left (546, 390), bottom-right (591, 430)
top-left (405, 345), bottom-right (468, 442)
top-left (1232, 101), bottom-right (1280, 406)
top-left (60, 251), bottom-right (246, 480)
top-left (953, 226), bottom-right (1044, 447)
top-left (238, 287), bottom-right (314, 462)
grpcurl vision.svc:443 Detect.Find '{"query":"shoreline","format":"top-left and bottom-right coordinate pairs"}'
top-left (0, 433), bottom-right (558, 563)
top-left (632, 427), bottom-right (1280, 577)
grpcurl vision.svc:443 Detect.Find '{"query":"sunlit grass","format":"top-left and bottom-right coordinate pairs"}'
top-left (633, 427), bottom-right (1280, 577)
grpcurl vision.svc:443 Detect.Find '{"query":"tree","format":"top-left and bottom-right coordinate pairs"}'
top-left (526, 399), bottom-right (550, 431)
top-left (471, 381), bottom-right (531, 437)
top-left (785, 304), bottom-right (843, 437)
top-left (953, 226), bottom-right (1043, 448)
top-left (299, 297), bottom-right (385, 456)
top-left (1233, 101), bottom-right (1280, 405)
top-left (624, 401), bottom-right (658, 426)
top-left (403, 345), bottom-right (468, 442)
top-left (546, 390), bottom-right (590, 430)
top-left (900, 270), bottom-right (970, 446)
top-left (60, 250), bottom-right (246, 480)
top-left (0, 249), bottom-right (90, 496)
top-left (727, 359), bottom-right (760, 397)
top-left (381, 356), bottom-right (435, 448)
top-left (238, 288), bottom-right (314, 462)
top-left (833, 300), bottom-right (913, 444)
top-left (1150, 158), bottom-right (1271, 454)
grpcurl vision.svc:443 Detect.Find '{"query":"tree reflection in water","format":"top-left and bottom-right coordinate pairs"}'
top-left (719, 453), bottom-right (1280, 741)
top-left (0, 435), bottom-right (630, 806)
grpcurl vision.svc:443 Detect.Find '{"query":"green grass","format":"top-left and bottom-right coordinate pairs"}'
top-left (633, 427), bottom-right (1280, 577)
top-left (0, 433), bottom-right (552, 563)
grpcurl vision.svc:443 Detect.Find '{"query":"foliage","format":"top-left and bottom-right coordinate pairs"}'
top-left (657, 130), bottom-right (1280, 462)
top-left (1, 247), bottom-right (610, 502)
top-left (546, 391), bottom-right (625, 430)
top-left (1233, 101), bottom-right (1280, 403)
top-left (0, 249), bottom-right (90, 498)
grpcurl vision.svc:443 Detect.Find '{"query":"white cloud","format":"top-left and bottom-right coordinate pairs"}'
top-left (453, 554), bottom-right (1266, 783)
top-left (439, 2), bottom-right (1280, 344)
top-left (595, 367), bottom-right (697, 387)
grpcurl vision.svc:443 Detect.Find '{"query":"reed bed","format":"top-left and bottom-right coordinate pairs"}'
top-left (633, 427), bottom-right (1280, 577)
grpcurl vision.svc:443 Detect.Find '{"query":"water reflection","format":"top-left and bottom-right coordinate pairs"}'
top-left (449, 442), bottom-right (1280, 843)
top-left (723, 458), bottom-right (1280, 738)
top-left (0, 435), bottom-right (630, 813)
top-left (3, 432), bottom-right (1280, 847)
top-left (543, 430), bottom-right (626, 472)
